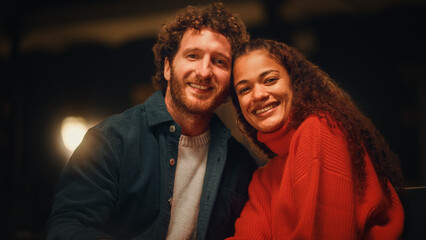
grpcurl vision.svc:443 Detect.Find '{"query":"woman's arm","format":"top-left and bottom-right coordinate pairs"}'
top-left (287, 116), bottom-right (358, 239)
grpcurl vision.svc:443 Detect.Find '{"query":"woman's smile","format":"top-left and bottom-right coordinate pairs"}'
top-left (253, 103), bottom-right (279, 115)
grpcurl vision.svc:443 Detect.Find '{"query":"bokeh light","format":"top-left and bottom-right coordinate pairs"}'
top-left (61, 116), bottom-right (89, 153)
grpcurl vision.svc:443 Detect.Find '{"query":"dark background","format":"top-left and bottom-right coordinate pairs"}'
top-left (1, 0), bottom-right (425, 239)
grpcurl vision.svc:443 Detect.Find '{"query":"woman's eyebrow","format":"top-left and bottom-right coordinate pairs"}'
top-left (234, 69), bottom-right (280, 88)
top-left (234, 79), bottom-right (248, 88)
top-left (260, 69), bottom-right (279, 77)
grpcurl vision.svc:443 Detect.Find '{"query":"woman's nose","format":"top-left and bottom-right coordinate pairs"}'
top-left (252, 85), bottom-right (268, 101)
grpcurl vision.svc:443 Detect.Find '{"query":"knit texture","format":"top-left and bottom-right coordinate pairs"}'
top-left (228, 115), bottom-right (404, 239)
top-left (167, 130), bottom-right (210, 240)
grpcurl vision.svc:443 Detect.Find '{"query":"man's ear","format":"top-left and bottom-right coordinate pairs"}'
top-left (164, 57), bottom-right (171, 81)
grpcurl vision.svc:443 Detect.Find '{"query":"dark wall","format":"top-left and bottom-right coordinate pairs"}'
top-left (1, 2), bottom-right (425, 239)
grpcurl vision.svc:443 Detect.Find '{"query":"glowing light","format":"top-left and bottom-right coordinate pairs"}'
top-left (61, 116), bottom-right (89, 152)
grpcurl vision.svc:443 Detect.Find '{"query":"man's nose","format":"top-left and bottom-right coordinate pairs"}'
top-left (196, 58), bottom-right (213, 79)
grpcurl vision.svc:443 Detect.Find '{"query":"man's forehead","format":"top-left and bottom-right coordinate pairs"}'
top-left (179, 28), bottom-right (232, 55)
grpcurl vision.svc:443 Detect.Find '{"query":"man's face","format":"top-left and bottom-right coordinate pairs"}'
top-left (164, 28), bottom-right (232, 115)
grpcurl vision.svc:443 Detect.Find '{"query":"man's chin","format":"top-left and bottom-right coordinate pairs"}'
top-left (180, 91), bottom-right (227, 114)
top-left (187, 90), bottom-right (215, 101)
top-left (186, 102), bottom-right (218, 114)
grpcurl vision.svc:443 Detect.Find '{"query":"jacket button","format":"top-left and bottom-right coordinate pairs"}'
top-left (169, 125), bottom-right (176, 133)
top-left (169, 158), bottom-right (175, 166)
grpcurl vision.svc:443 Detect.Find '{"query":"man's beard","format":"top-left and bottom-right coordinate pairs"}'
top-left (169, 68), bottom-right (229, 115)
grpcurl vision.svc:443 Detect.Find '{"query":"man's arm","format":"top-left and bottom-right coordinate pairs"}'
top-left (45, 129), bottom-right (119, 240)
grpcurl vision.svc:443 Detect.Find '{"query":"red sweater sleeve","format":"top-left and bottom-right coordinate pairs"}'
top-left (287, 116), bottom-right (358, 239)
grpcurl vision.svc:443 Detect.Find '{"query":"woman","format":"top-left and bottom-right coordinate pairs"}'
top-left (228, 39), bottom-right (404, 239)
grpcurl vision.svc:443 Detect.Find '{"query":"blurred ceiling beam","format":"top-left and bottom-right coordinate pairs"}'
top-left (0, 0), bottom-right (423, 58)
top-left (280, 0), bottom-right (424, 21)
top-left (0, 0), bottom-right (265, 57)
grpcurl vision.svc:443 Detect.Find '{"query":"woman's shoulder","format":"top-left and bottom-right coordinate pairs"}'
top-left (290, 114), bottom-right (349, 161)
top-left (299, 114), bottom-right (335, 126)
top-left (295, 114), bottom-right (345, 139)
top-left (290, 114), bottom-right (353, 181)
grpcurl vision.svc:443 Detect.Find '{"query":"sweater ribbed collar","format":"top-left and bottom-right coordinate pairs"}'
top-left (257, 122), bottom-right (296, 157)
top-left (179, 129), bottom-right (211, 147)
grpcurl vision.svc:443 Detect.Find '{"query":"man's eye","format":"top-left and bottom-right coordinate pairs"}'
top-left (215, 58), bottom-right (230, 67)
top-left (187, 54), bottom-right (196, 59)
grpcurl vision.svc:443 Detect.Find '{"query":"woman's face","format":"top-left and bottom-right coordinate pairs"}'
top-left (233, 50), bottom-right (293, 133)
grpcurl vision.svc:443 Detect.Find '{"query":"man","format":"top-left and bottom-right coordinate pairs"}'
top-left (45, 3), bottom-right (257, 240)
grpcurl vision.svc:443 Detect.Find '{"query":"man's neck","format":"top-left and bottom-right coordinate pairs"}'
top-left (172, 111), bottom-right (212, 136)
top-left (165, 97), bottom-right (212, 137)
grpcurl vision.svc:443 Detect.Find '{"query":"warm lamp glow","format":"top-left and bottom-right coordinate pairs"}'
top-left (61, 116), bottom-right (89, 152)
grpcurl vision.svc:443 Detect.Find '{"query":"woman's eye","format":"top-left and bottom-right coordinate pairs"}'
top-left (238, 87), bottom-right (249, 94)
top-left (265, 78), bottom-right (278, 84)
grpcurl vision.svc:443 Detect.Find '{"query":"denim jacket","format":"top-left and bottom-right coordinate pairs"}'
top-left (45, 91), bottom-right (257, 240)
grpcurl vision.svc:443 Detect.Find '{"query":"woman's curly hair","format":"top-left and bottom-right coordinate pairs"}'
top-left (231, 38), bottom-right (404, 194)
top-left (152, 2), bottom-right (249, 91)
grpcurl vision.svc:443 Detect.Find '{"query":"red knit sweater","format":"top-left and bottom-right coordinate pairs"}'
top-left (228, 115), bottom-right (404, 239)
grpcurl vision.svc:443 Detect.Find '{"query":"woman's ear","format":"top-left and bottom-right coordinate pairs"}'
top-left (164, 57), bottom-right (171, 81)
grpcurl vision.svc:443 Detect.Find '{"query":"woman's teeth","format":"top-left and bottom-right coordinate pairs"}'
top-left (255, 104), bottom-right (277, 114)
top-left (190, 83), bottom-right (209, 90)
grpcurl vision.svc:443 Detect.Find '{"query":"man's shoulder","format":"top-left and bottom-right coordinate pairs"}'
top-left (227, 137), bottom-right (249, 155)
top-left (92, 91), bottom-right (165, 133)
top-left (93, 104), bottom-right (146, 133)
top-left (226, 136), bottom-right (258, 169)
top-left (208, 115), bottom-right (256, 164)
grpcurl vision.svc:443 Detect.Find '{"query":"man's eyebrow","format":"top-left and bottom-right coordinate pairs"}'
top-left (182, 47), bottom-right (201, 54)
top-left (181, 48), bottom-right (231, 61)
top-left (217, 53), bottom-right (231, 62)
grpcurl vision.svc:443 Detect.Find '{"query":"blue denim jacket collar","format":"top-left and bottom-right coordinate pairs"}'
top-left (145, 91), bottom-right (174, 127)
top-left (144, 90), bottom-right (231, 138)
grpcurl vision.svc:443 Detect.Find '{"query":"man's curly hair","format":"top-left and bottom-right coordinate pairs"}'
top-left (152, 2), bottom-right (249, 91)
top-left (231, 38), bottom-right (404, 195)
